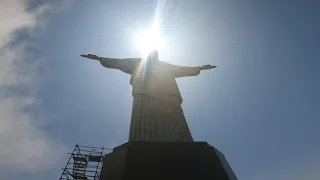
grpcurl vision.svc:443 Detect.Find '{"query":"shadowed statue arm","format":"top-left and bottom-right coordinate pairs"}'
top-left (171, 64), bottom-right (217, 78)
top-left (81, 54), bottom-right (141, 75)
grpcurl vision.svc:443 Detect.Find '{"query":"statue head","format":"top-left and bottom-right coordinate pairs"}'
top-left (147, 50), bottom-right (159, 63)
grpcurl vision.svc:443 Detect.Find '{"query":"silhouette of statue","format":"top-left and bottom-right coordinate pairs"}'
top-left (81, 50), bottom-right (216, 142)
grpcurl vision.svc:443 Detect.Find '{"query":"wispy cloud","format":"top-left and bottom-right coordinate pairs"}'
top-left (0, 0), bottom-right (69, 171)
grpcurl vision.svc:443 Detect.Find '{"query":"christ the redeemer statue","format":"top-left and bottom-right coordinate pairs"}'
top-left (81, 50), bottom-right (216, 142)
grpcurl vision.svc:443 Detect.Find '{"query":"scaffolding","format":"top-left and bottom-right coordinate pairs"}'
top-left (60, 144), bottom-right (107, 180)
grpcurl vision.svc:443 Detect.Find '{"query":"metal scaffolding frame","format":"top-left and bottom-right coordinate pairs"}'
top-left (60, 144), bottom-right (107, 180)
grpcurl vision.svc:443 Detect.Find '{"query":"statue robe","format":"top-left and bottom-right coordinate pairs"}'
top-left (99, 57), bottom-right (201, 142)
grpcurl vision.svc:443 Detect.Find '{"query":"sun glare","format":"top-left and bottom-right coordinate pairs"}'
top-left (135, 23), bottom-right (164, 58)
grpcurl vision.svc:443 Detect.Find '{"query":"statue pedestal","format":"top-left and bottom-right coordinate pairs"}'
top-left (99, 141), bottom-right (237, 180)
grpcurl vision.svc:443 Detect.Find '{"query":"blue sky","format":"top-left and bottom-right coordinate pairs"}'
top-left (1, 0), bottom-right (319, 179)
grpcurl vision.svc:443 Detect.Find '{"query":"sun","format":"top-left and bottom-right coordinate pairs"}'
top-left (135, 23), bottom-right (164, 58)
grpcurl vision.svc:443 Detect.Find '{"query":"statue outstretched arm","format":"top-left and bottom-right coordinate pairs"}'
top-left (99, 57), bottom-right (142, 75)
top-left (81, 54), bottom-right (141, 75)
top-left (171, 64), bottom-right (216, 78)
top-left (171, 65), bottom-right (201, 78)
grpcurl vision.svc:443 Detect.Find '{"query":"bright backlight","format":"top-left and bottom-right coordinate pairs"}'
top-left (135, 24), bottom-right (164, 58)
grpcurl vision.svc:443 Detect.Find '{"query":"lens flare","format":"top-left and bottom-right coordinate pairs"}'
top-left (135, 23), bottom-right (164, 58)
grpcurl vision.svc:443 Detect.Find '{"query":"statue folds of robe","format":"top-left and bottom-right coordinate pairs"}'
top-left (98, 53), bottom-right (201, 142)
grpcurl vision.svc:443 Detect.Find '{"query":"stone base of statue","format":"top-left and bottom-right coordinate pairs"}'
top-left (99, 141), bottom-right (237, 180)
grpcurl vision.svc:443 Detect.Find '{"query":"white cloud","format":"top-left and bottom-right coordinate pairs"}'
top-left (0, 0), bottom-right (68, 171)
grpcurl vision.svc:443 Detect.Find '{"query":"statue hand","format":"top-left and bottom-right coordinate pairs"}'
top-left (200, 65), bottom-right (217, 70)
top-left (80, 54), bottom-right (100, 60)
